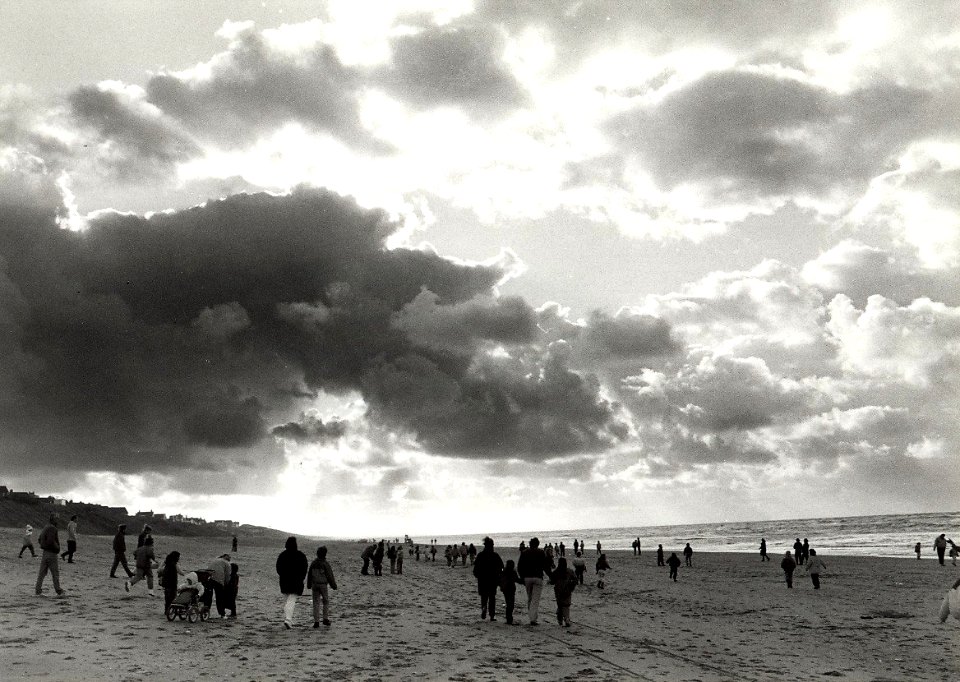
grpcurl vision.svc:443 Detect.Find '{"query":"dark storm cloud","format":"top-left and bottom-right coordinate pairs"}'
top-left (602, 71), bottom-right (952, 200)
top-left (271, 414), bottom-right (348, 444)
top-left (0, 185), bottom-right (628, 475)
top-left (68, 85), bottom-right (200, 173)
top-left (375, 24), bottom-right (527, 117)
top-left (583, 310), bottom-right (679, 357)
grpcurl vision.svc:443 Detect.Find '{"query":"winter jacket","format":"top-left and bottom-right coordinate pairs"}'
top-left (781, 555), bottom-right (797, 572)
top-left (472, 548), bottom-right (504, 590)
top-left (499, 566), bottom-right (521, 595)
top-left (134, 545), bottom-right (155, 570)
top-left (307, 558), bottom-right (338, 590)
top-left (276, 543), bottom-right (308, 595)
top-left (207, 557), bottom-right (231, 585)
top-left (517, 548), bottom-right (551, 580)
top-left (38, 524), bottom-right (60, 553)
top-left (550, 567), bottom-right (577, 606)
top-left (113, 531), bottom-right (127, 553)
top-left (806, 556), bottom-right (826, 575)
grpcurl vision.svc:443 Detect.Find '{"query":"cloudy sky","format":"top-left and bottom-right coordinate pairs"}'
top-left (1, 1), bottom-right (958, 537)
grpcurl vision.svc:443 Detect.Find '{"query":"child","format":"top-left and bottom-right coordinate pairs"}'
top-left (19, 524), bottom-right (36, 558)
top-left (225, 563), bottom-right (239, 617)
top-left (572, 552), bottom-right (586, 585)
top-left (595, 553), bottom-right (611, 589)
top-left (126, 536), bottom-right (157, 596)
top-left (550, 558), bottom-right (577, 627)
top-left (667, 552), bottom-right (682, 582)
top-left (949, 540), bottom-right (958, 567)
top-left (499, 559), bottom-right (521, 625)
top-left (307, 546), bottom-right (338, 628)
top-left (781, 551), bottom-right (797, 588)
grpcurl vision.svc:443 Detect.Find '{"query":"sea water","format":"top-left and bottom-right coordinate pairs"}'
top-left (424, 511), bottom-right (960, 558)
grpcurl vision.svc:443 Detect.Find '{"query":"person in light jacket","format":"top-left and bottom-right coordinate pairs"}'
top-left (805, 549), bottom-right (826, 589)
top-left (307, 546), bottom-right (338, 628)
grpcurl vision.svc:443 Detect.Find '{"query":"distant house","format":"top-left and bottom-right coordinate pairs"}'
top-left (153, 513), bottom-right (166, 521)
top-left (0, 485), bottom-right (9, 497)
top-left (214, 520), bottom-right (240, 529)
top-left (134, 510), bottom-right (153, 518)
top-left (10, 491), bottom-right (40, 504)
top-left (106, 506), bottom-right (129, 516)
top-left (52, 498), bottom-right (67, 506)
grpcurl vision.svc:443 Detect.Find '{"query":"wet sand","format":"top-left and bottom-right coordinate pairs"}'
top-left (2, 528), bottom-right (958, 681)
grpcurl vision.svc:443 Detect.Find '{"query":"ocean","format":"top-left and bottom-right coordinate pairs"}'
top-left (423, 510), bottom-right (960, 558)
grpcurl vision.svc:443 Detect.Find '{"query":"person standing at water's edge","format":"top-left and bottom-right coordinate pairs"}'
top-left (760, 538), bottom-right (769, 561)
top-left (781, 551), bottom-right (797, 588)
top-left (35, 514), bottom-right (65, 596)
top-left (517, 537), bottom-right (551, 625)
top-left (277, 537), bottom-right (308, 629)
top-left (683, 543), bottom-right (693, 567)
top-left (308, 546), bottom-right (337, 628)
top-left (473, 537), bottom-right (503, 621)
top-left (656, 544), bottom-right (664, 566)
top-left (915, 542), bottom-right (922, 559)
top-left (793, 538), bottom-right (803, 565)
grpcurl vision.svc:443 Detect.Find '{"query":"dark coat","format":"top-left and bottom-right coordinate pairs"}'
top-left (499, 566), bottom-right (521, 595)
top-left (781, 555), bottom-right (797, 572)
top-left (666, 554), bottom-right (682, 569)
top-left (550, 567), bottom-right (577, 606)
top-left (276, 543), bottom-right (308, 595)
top-left (472, 548), bottom-right (504, 591)
top-left (517, 548), bottom-right (551, 580)
top-left (113, 531), bottom-right (127, 553)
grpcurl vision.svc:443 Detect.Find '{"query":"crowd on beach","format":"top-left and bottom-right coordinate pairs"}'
top-left (16, 513), bottom-right (960, 628)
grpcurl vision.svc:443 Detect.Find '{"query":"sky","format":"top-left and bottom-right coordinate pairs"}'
top-left (0, 0), bottom-right (958, 538)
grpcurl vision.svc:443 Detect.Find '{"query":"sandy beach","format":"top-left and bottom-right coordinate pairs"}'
top-left (2, 528), bottom-right (958, 681)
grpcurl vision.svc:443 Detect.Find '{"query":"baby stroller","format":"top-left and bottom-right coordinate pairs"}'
top-left (165, 570), bottom-right (211, 623)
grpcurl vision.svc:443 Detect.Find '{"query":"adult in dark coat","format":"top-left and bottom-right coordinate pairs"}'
top-left (110, 525), bottom-right (134, 578)
top-left (276, 536), bottom-right (308, 628)
top-left (373, 540), bottom-right (385, 576)
top-left (472, 537), bottom-right (504, 621)
top-left (781, 551), bottom-right (797, 588)
top-left (793, 538), bottom-right (803, 565)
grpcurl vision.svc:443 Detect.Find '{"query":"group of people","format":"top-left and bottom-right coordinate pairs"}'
top-left (931, 534), bottom-right (959, 566)
top-left (276, 537), bottom-right (338, 629)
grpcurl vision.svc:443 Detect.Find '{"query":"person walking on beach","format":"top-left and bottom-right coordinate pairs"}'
top-left (396, 546), bottom-right (404, 575)
top-left (550, 557), bottom-right (577, 627)
top-left (760, 538), bottom-right (769, 561)
top-left (657, 544), bottom-right (664, 566)
top-left (60, 515), bottom-right (78, 563)
top-left (137, 524), bottom-right (152, 548)
top-left (387, 543), bottom-right (398, 574)
top-left (500, 559), bottom-right (521, 625)
top-left (915, 542), bottom-right (922, 559)
top-left (360, 542), bottom-right (376, 575)
top-left (573, 539), bottom-right (579, 555)
top-left (468, 542), bottom-right (477, 566)
top-left (110, 524), bottom-right (134, 578)
top-left (632, 538), bottom-right (639, 556)
top-left (459, 542), bottom-right (469, 566)
top-left (595, 553), bottom-right (611, 589)
top-left (224, 563), bottom-right (239, 618)
top-left (232, 535), bottom-right (238, 553)
top-left (683, 543), bottom-right (693, 567)
top-left (572, 551), bottom-right (586, 585)
top-left (160, 551), bottom-right (183, 609)
top-left (793, 538), bottom-right (803, 565)
top-left (559, 541), bottom-right (565, 557)
top-left (373, 540), bottom-right (385, 576)
top-left (126, 536), bottom-right (157, 597)
top-left (473, 537), bottom-right (503, 621)
top-left (517, 537), bottom-right (551, 625)
top-left (596, 540), bottom-right (602, 556)
top-left (308, 546), bottom-right (337, 628)
top-left (935, 534), bottom-right (948, 565)
top-left (781, 551), bottom-right (797, 588)
top-left (635, 537), bottom-right (641, 556)
top-left (430, 542), bottom-right (437, 562)
top-left (277, 537), bottom-right (308, 629)
top-left (801, 539), bottom-right (810, 564)
top-left (19, 524), bottom-right (36, 558)
top-left (35, 515), bottom-right (65, 596)
top-left (949, 540), bottom-right (958, 567)
top-left (666, 552), bottom-right (681, 582)
top-left (806, 549), bottom-right (826, 589)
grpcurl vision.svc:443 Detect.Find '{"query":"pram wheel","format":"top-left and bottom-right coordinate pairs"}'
top-left (187, 606), bottom-right (199, 623)
top-left (165, 605), bottom-right (176, 621)
top-left (178, 610), bottom-right (186, 620)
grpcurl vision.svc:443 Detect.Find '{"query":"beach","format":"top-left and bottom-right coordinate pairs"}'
top-left (2, 528), bottom-right (958, 681)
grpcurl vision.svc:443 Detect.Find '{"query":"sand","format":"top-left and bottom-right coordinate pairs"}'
top-left (1, 527), bottom-right (958, 681)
